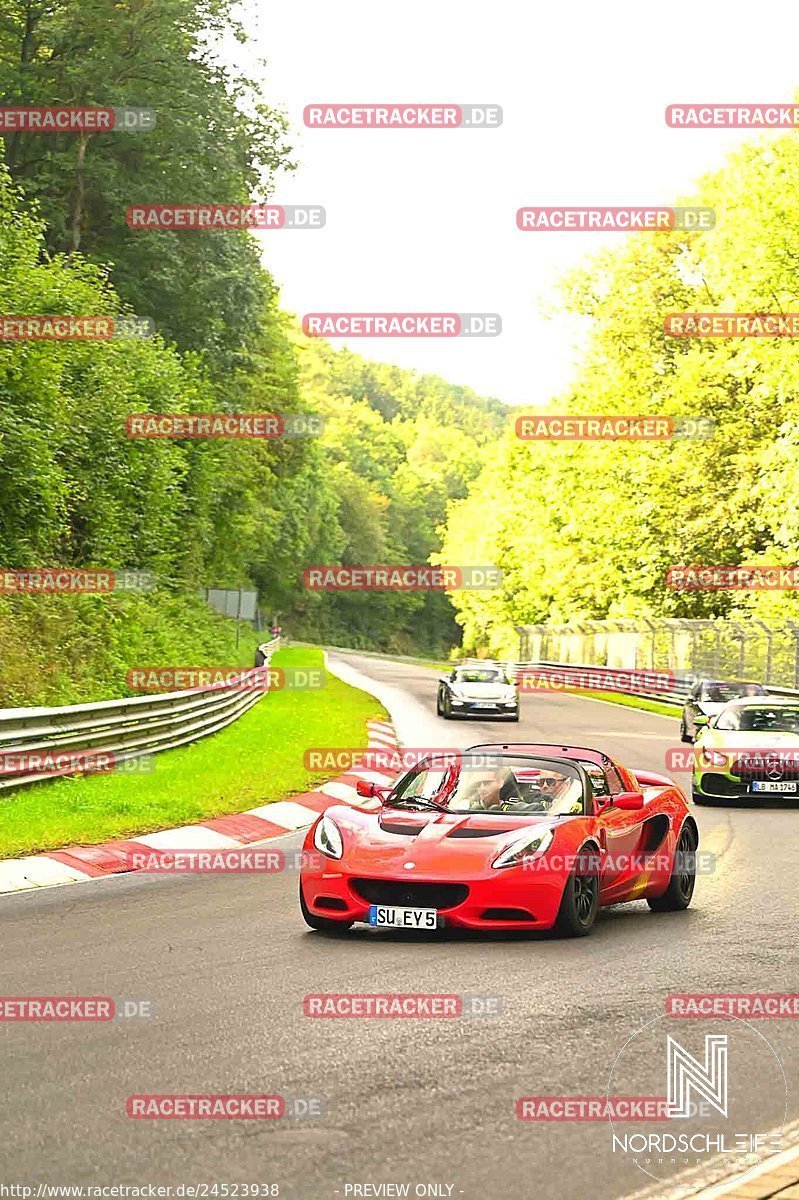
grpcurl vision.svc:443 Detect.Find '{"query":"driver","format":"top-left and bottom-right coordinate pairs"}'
top-left (533, 771), bottom-right (571, 810)
top-left (472, 768), bottom-right (519, 811)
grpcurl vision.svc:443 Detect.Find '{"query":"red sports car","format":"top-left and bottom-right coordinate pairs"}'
top-left (299, 743), bottom-right (698, 937)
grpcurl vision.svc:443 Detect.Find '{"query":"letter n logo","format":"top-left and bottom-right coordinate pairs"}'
top-left (666, 1034), bottom-right (728, 1118)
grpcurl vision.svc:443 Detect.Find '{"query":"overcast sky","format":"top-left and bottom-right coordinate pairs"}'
top-left (236, 0), bottom-right (799, 407)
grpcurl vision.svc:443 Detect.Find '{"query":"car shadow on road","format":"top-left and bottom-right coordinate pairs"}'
top-left (697, 798), bottom-right (799, 810)
top-left (299, 903), bottom-right (698, 945)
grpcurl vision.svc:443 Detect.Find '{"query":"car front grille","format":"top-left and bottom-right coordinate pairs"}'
top-left (731, 756), bottom-right (799, 782)
top-left (351, 878), bottom-right (469, 910)
top-left (699, 774), bottom-right (748, 796)
top-left (697, 772), bottom-right (799, 796)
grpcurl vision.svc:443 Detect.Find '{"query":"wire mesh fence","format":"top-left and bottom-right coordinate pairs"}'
top-left (515, 619), bottom-right (799, 689)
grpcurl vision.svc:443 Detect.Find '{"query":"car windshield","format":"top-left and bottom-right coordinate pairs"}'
top-left (387, 754), bottom-right (585, 816)
top-left (455, 669), bottom-right (507, 684)
top-left (737, 706), bottom-right (799, 733)
top-left (701, 680), bottom-right (765, 703)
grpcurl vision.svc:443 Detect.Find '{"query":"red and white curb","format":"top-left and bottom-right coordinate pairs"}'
top-left (0, 719), bottom-right (399, 896)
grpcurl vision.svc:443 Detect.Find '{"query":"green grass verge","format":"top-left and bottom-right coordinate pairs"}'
top-left (0, 647), bottom-right (385, 860)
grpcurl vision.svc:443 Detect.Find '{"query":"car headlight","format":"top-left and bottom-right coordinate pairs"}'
top-left (313, 814), bottom-right (343, 860)
top-left (700, 749), bottom-right (728, 768)
top-left (492, 827), bottom-right (555, 869)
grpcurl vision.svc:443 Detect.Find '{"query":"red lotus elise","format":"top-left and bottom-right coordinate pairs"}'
top-left (299, 743), bottom-right (698, 937)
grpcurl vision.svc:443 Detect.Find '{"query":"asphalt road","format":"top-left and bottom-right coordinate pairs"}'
top-left (1, 651), bottom-right (798, 1200)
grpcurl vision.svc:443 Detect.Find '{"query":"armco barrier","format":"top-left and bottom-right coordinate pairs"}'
top-left (501, 660), bottom-right (692, 707)
top-left (318, 644), bottom-right (799, 708)
top-left (0, 638), bottom-right (280, 793)
top-left (464, 659), bottom-right (799, 708)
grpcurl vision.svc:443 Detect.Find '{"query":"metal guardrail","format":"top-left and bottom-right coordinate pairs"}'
top-left (0, 638), bottom-right (280, 794)
top-left (503, 660), bottom-right (690, 707)
top-left (461, 657), bottom-right (799, 708)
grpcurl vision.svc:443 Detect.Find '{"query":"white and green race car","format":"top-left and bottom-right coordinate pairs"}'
top-left (692, 697), bottom-right (799, 804)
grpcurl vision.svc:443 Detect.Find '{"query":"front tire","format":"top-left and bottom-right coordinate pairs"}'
top-left (647, 823), bottom-right (697, 912)
top-left (553, 855), bottom-right (599, 937)
top-left (680, 718), bottom-right (693, 744)
top-left (299, 883), bottom-right (353, 932)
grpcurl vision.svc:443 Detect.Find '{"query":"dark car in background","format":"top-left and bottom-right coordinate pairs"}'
top-left (437, 665), bottom-right (519, 721)
top-left (680, 678), bottom-right (767, 742)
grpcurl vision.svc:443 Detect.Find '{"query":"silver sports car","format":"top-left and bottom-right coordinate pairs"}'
top-left (437, 665), bottom-right (519, 721)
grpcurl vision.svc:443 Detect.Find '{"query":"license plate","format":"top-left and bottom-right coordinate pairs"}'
top-left (472, 701), bottom-right (497, 709)
top-left (368, 904), bottom-right (437, 929)
top-left (752, 780), bottom-right (797, 793)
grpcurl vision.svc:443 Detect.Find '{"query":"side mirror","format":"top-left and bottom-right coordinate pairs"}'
top-left (356, 779), bottom-right (390, 799)
top-left (613, 791), bottom-right (645, 811)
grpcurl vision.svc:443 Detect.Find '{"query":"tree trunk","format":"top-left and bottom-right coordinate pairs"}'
top-left (70, 132), bottom-right (89, 254)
